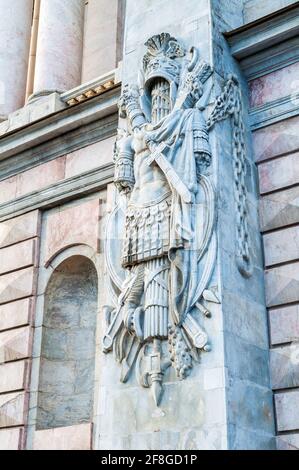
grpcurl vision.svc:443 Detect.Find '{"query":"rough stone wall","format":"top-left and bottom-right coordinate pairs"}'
top-left (36, 255), bottom-right (97, 430)
top-left (250, 65), bottom-right (299, 450)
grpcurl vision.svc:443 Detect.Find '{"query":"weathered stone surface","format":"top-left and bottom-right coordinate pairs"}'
top-left (0, 176), bottom-right (17, 205)
top-left (221, 289), bottom-right (268, 349)
top-left (270, 345), bottom-right (299, 389)
top-left (0, 392), bottom-right (26, 428)
top-left (16, 157), bottom-right (66, 198)
top-left (99, 424), bottom-right (228, 450)
top-left (98, 380), bottom-right (218, 439)
top-left (265, 261), bottom-right (299, 307)
top-left (65, 137), bottom-right (115, 179)
top-left (227, 380), bottom-right (274, 435)
top-left (0, 211), bottom-right (40, 248)
top-left (43, 198), bottom-right (100, 264)
top-left (259, 186), bottom-right (299, 232)
top-left (36, 256), bottom-right (97, 430)
top-left (0, 94), bottom-right (66, 137)
top-left (258, 152), bottom-right (299, 195)
top-left (0, 266), bottom-right (37, 304)
top-left (269, 304), bottom-right (299, 345)
top-left (0, 158), bottom-right (66, 205)
top-left (277, 433), bottom-right (299, 450)
top-left (0, 326), bottom-right (31, 363)
top-left (253, 115), bottom-right (299, 162)
top-left (0, 360), bottom-right (28, 394)
top-left (0, 0), bottom-right (33, 118)
top-left (81, 0), bottom-right (121, 81)
top-left (275, 390), bottom-right (299, 431)
top-left (0, 297), bottom-right (33, 332)
top-left (244, 0), bottom-right (297, 23)
top-left (249, 62), bottom-right (299, 108)
top-left (33, 0), bottom-right (85, 95)
top-left (263, 226), bottom-right (299, 267)
top-left (0, 427), bottom-right (22, 450)
top-left (33, 423), bottom-right (92, 450)
top-left (228, 424), bottom-right (275, 450)
top-left (225, 333), bottom-right (270, 388)
top-left (0, 239), bottom-right (38, 275)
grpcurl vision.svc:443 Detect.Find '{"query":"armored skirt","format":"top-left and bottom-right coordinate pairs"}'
top-left (122, 193), bottom-right (172, 340)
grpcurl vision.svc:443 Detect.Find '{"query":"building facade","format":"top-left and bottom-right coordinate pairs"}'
top-left (0, 0), bottom-right (298, 450)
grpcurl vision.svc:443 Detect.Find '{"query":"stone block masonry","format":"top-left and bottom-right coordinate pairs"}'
top-left (0, 210), bottom-right (40, 449)
top-left (251, 60), bottom-right (299, 448)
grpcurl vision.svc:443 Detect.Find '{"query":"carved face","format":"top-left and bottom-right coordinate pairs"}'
top-left (150, 77), bottom-right (171, 124)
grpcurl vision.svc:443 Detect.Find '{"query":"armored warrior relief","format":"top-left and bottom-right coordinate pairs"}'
top-left (103, 33), bottom-right (248, 405)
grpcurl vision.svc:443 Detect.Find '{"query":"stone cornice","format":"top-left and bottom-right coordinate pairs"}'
top-left (0, 162), bottom-right (114, 222)
top-left (0, 86), bottom-right (120, 181)
top-left (60, 69), bottom-right (121, 106)
top-left (249, 93), bottom-right (299, 130)
top-left (225, 4), bottom-right (299, 79)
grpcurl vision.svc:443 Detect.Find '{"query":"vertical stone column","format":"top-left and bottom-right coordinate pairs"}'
top-left (0, 0), bottom-right (33, 120)
top-left (81, 0), bottom-right (125, 82)
top-left (31, 0), bottom-right (85, 100)
top-left (95, 0), bottom-right (276, 450)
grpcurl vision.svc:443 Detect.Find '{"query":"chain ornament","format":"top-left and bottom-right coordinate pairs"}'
top-left (207, 75), bottom-right (252, 278)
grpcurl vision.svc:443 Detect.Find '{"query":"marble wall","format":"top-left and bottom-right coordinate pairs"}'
top-left (0, 0), bottom-right (297, 451)
top-left (0, 211), bottom-right (40, 449)
top-left (251, 65), bottom-right (299, 451)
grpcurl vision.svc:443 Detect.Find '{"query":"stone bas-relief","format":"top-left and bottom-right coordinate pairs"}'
top-left (103, 33), bottom-right (249, 405)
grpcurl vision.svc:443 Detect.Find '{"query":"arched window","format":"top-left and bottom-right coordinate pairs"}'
top-left (36, 255), bottom-right (98, 430)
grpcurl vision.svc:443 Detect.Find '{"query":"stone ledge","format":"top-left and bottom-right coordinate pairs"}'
top-left (0, 68), bottom-right (121, 140)
top-left (249, 94), bottom-right (299, 130)
top-left (0, 93), bottom-right (66, 138)
top-left (0, 87), bottom-right (120, 167)
top-left (0, 163), bottom-right (114, 223)
top-left (61, 68), bottom-right (121, 106)
top-left (226, 4), bottom-right (299, 60)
